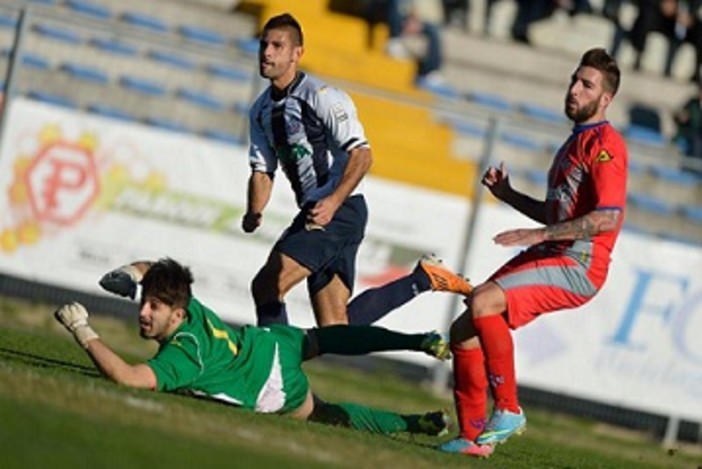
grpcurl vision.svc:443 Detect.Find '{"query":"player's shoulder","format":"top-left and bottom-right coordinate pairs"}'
top-left (297, 73), bottom-right (350, 104)
top-left (599, 121), bottom-right (626, 142)
top-left (249, 87), bottom-right (272, 116)
top-left (580, 121), bottom-right (626, 149)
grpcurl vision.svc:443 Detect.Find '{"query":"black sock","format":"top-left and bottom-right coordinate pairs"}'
top-left (256, 301), bottom-right (288, 326)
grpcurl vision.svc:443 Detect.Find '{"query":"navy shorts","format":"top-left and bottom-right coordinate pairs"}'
top-left (273, 195), bottom-right (368, 295)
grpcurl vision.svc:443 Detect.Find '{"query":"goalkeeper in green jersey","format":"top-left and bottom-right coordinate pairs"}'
top-left (54, 258), bottom-right (452, 436)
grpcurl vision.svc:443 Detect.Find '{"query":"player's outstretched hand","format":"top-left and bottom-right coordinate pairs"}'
top-left (481, 161), bottom-right (511, 200)
top-left (54, 302), bottom-right (98, 348)
top-left (99, 264), bottom-right (145, 299)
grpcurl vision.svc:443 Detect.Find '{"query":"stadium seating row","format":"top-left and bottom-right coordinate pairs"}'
top-left (0, 0), bottom-right (257, 51)
top-left (0, 1), bottom-right (259, 144)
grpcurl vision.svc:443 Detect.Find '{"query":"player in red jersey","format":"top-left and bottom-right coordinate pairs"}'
top-left (440, 48), bottom-right (628, 458)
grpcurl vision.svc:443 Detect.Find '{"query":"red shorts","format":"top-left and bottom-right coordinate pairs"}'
top-left (489, 247), bottom-right (607, 329)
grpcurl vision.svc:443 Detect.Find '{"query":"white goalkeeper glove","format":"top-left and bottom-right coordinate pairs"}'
top-left (54, 302), bottom-right (99, 349)
top-left (99, 264), bottom-right (145, 299)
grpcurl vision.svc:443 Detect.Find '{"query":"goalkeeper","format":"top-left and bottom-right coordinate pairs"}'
top-left (54, 257), bottom-right (452, 436)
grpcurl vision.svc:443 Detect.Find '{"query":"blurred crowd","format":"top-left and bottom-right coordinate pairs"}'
top-left (358, 0), bottom-right (702, 168)
top-left (364, 1), bottom-right (701, 83)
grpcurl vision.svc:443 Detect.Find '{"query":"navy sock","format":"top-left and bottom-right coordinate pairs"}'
top-left (347, 267), bottom-right (432, 325)
top-left (256, 301), bottom-right (288, 326)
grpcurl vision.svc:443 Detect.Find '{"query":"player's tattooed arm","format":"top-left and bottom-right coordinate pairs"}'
top-left (544, 208), bottom-right (621, 241)
top-left (493, 208), bottom-right (621, 247)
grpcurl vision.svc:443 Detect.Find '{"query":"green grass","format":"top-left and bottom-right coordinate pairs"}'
top-left (0, 297), bottom-right (699, 469)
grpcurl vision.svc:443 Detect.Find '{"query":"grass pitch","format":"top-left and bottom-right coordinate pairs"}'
top-left (0, 297), bottom-right (699, 469)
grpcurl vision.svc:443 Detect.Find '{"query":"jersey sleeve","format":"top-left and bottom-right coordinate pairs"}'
top-left (588, 132), bottom-right (627, 211)
top-left (248, 101), bottom-right (278, 173)
top-left (147, 332), bottom-right (204, 392)
top-left (314, 86), bottom-right (369, 153)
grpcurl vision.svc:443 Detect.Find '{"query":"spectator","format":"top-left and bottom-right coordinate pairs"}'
top-left (673, 79), bottom-right (702, 171)
top-left (442, 0), bottom-right (470, 30)
top-left (375, 0), bottom-right (447, 87)
top-left (511, 0), bottom-right (593, 44)
top-left (612, 0), bottom-right (702, 81)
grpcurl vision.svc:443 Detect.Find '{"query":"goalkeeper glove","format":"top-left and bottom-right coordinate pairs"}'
top-left (54, 302), bottom-right (99, 349)
top-left (99, 263), bottom-right (145, 299)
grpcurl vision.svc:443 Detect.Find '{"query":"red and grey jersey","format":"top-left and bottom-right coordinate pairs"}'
top-left (248, 72), bottom-right (369, 207)
top-left (543, 121), bottom-right (628, 266)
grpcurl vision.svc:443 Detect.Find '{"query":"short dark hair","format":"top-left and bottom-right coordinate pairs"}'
top-left (580, 48), bottom-right (620, 96)
top-left (140, 258), bottom-right (193, 309)
top-left (262, 13), bottom-right (303, 46)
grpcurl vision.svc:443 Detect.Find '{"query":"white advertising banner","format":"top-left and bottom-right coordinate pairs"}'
top-left (0, 99), bottom-right (700, 422)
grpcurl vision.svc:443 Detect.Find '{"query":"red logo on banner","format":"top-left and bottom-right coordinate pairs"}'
top-left (25, 141), bottom-right (99, 225)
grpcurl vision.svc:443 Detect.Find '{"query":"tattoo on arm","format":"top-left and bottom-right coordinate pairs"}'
top-left (544, 210), bottom-right (620, 241)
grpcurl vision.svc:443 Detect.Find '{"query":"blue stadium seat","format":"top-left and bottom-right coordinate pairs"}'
top-left (27, 90), bottom-right (77, 109)
top-left (499, 132), bottom-right (543, 152)
top-left (65, 0), bottom-right (112, 20)
top-left (627, 192), bottom-right (675, 215)
top-left (119, 75), bottom-right (167, 96)
top-left (0, 13), bottom-right (18, 29)
top-left (204, 63), bottom-right (252, 82)
top-left (235, 37), bottom-right (258, 56)
top-left (517, 102), bottom-right (565, 125)
top-left (416, 76), bottom-right (460, 99)
top-left (681, 205), bottom-right (702, 224)
top-left (627, 158), bottom-right (648, 175)
top-left (87, 103), bottom-right (138, 122)
top-left (649, 164), bottom-right (698, 186)
top-left (20, 52), bottom-right (50, 69)
top-left (120, 12), bottom-right (169, 34)
top-left (522, 168), bottom-right (548, 185)
top-left (628, 102), bottom-right (661, 133)
top-left (177, 88), bottom-right (225, 111)
top-left (202, 129), bottom-right (244, 145)
top-left (32, 23), bottom-right (82, 44)
top-left (233, 101), bottom-right (249, 115)
top-left (147, 50), bottom-right (196, 70)
top-left (449, 118), bottom-right (486, 138)
top-left (89, 37), bottom-right (138, 56)
top-left (144, 116), bottom-right (190, 134)
top-left (60, 62), bottom-right (109, 84)
top-left (178, 25), bottom-right (227, 47)
top-left (625, 125), bottom-right (667, 147)
top-left (465, 91), bottom-right (511, 112)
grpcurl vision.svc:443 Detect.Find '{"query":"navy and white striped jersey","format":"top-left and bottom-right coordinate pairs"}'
top-left (248, 72), bottom-right (370, 207)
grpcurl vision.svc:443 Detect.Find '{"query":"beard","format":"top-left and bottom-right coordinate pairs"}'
top-left (565, 97), bottom-right (599, 123)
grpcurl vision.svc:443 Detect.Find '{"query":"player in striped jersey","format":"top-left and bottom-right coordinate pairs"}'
top-left (243, 13), bottom-right (373, 328)
top-left (440, 48), bottom-right (628, 457)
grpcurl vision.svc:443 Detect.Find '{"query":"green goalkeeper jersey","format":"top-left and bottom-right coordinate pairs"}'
top-left (147, 297), bottom-right (310, 413)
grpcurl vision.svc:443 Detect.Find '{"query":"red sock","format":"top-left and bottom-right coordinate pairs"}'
top-left (452, 345), bottom-right (488, 441)
top-left (473, 315), bottom-right (520, 413)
